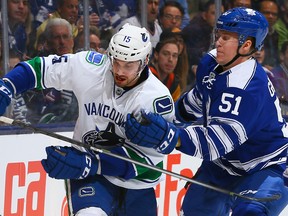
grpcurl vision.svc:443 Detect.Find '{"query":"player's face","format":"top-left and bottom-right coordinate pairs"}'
top-left (215, 30), bottom-right (239, 68)
top-left (112, 58), bottom-right (141, 88)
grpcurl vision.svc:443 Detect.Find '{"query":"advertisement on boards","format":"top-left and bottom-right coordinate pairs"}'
top-left (0, 132), bottom-right (287, 216)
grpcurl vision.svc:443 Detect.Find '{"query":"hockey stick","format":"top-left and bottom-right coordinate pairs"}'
top-left (0, 116), bottom-right (281, 202)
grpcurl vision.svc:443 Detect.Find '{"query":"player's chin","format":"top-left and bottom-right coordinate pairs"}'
top-left (114, 80), bottom-right (126, 88)
top-left (114, 77), bottom-right (127, 87)
top-left (216, 57), bottom-right (226, 66)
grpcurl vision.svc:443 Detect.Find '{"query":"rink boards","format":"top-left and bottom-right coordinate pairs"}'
top-left (0, 132), bottom-right (287, 216)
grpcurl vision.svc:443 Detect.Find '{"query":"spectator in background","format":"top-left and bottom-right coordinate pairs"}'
top-left (149, 36), bottom-right (181, 101)
top-left (43, 18), bottom-right (74, 55)
top-left (24, 18), bottom-right (78, 124)
top-left (73, 26), bottom-right (101, 53)
top-left (270, 41), bottom-right (288, 117)
top-left (28, 0), bottom-right (101, 55)
top-left (160, 28), bottom-right (189, 91)
top-left (33, 0), bottom-right (79, 50)
top-left (182, 0), bottom-right (223, 87)
top-left (274, 0), bottom-right (288, 50)
top-left (99, 29), bottom-right (114, 53)
top-left (227, 0), bottom-right (252, 9)
top-left (79, 0), bottom-right (136, 31)
top-left (159, 0), bottom-right (190, 29)
top-left (77, 0), bottom-right (100, 33)
top-left (171, 27), bottom-right (189, 91)
top-left (0, 0), bottom-right (32, 59)
top-left (158, 0), bottom-right (184, 31)
top-left (0, 50), bottom-right (22, 77)
top-left (29, 0), bottom-right (57, 29)
top-left (258, 0), bottom-right (280, 71)
top-left (115, 0), bottom-right (162, 48)
top-left (32, 33), bottom-right (47, 57)
top-left (252, 45), bottom-right (274, 76)
top-left (0, 50), bottom-right (29, 123)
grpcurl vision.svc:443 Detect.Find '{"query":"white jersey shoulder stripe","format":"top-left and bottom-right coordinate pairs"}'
top-left (227, 58), bottom-right (256, 90)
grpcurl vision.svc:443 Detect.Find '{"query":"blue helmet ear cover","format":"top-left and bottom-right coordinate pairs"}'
top-left (216, 7), bottom-right (268, 51)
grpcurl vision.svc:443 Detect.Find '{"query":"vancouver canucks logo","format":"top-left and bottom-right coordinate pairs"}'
top-left (141, 33), bottom-right (148, 42)
top-left (202, 72), bottom-right (216, 90)
top-left (82, 123), bottom-right (125, 149)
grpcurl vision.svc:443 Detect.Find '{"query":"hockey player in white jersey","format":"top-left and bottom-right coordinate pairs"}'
top-left (0, 23), bottom-right (175, 215)
top-left (125, 7), bottom-right (288, 215)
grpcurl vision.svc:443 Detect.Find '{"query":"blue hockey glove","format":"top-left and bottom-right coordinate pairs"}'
top-left (125, 111), bottom-right (179, 154)
top-left (41, 146), bottom-right (98, 179)
top-left (284, 167), bottom-right (288, 187)
top-left (0, 79), bottom-right (13, 115)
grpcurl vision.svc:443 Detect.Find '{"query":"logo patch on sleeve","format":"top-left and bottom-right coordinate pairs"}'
top-left (86, 51), bottom-right (105, 65)
top-left (154, 96), bottom-right (173, 115)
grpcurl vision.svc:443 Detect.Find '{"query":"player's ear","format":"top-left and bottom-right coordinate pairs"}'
top-left (240, 39), bottom-right (253, 55)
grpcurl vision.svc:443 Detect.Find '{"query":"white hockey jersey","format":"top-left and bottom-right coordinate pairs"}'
top-left (4, 51), bottom-right (175, 189)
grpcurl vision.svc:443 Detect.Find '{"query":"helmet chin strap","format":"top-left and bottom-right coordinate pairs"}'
top-left (222, 46), bottom-right (257, 68)
top-left (222, 53), bottom-right (240, 68)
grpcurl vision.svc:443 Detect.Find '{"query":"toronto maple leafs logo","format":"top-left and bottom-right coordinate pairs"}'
top-left (222, 10), bottom-right (232, 16)
top-left (202, 72), bottom-right (216, 90)
top-left (82, 123), bottom-right (125, 149)
top-left (245, 8), bottom-right (256, 16)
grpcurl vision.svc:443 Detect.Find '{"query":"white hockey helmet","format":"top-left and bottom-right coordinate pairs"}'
top-left (108, 23), bottom-right (152, 66)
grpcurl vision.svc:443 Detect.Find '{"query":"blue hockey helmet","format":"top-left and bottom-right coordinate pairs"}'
top-left (216, 7), bottom-right (268, 51)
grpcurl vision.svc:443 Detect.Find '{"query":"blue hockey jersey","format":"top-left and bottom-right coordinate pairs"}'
top-left (177, 49), bottom-right (288, 176)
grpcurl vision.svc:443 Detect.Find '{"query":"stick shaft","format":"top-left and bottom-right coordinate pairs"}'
top-left (0, 116), bottom-right (280, 202)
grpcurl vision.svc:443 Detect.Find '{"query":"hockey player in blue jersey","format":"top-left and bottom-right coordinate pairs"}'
top-left (0, 24), bottom-right (175, 215)
top-left (125, 7), bottom-right (288, 215)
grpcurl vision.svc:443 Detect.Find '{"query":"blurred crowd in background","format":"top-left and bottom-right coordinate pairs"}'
top-left (1, 0), bottom-right (288, 125)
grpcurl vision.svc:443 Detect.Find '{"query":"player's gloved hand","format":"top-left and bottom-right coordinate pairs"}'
top-left (41, 146), bottom-right (98, 179)
top-left (125, 111), bottom-right (179, 154)
top-left (283, 167), bottom-right (288, 187)
top-left (0, 79), bottom-right (13, 115)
